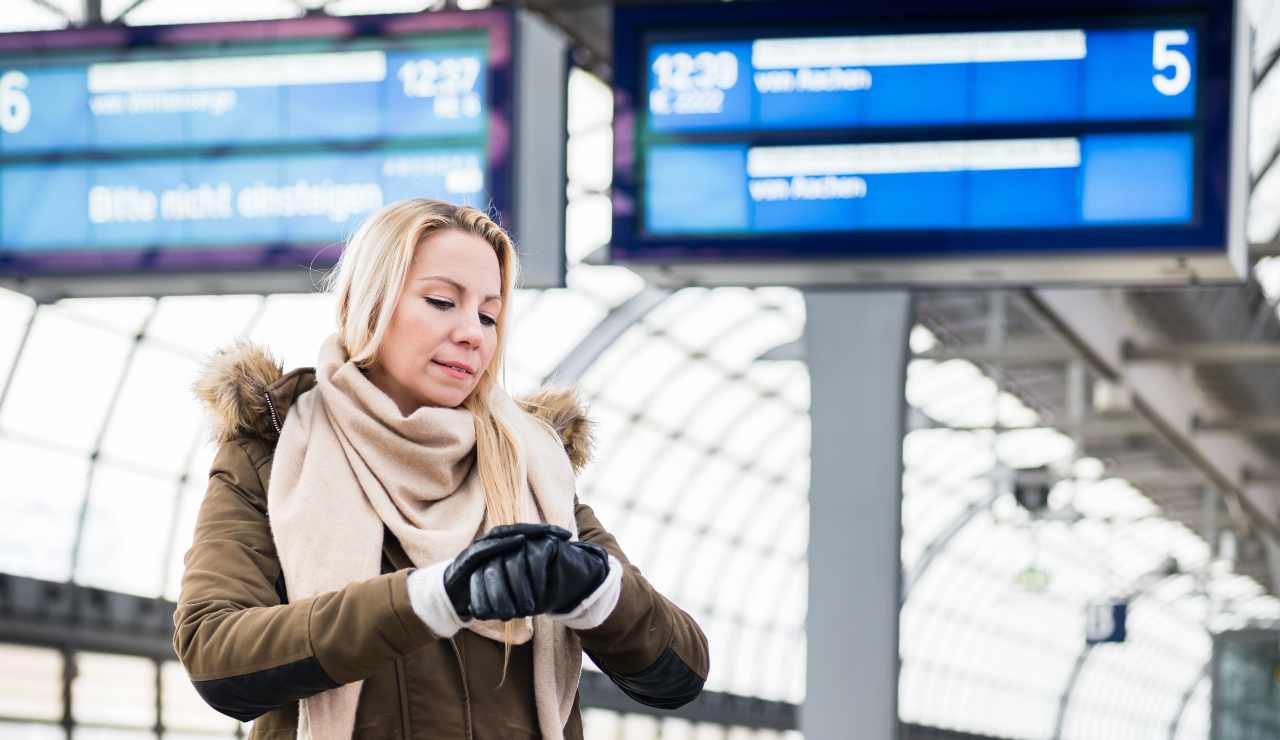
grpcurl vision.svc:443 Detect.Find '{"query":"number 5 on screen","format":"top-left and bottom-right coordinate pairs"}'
top-left (1152, 30), bottom-right (1191, 97)
top-left (0, 70), bottom-right (31, 134)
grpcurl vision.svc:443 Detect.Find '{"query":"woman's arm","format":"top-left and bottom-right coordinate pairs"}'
top-left (572, 500), bottom-right (710, 709)
top-left (172, 440), bottom-right (438, 721)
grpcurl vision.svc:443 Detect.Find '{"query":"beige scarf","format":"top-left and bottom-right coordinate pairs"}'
top-left (267, 333), bottom-right (583, 740)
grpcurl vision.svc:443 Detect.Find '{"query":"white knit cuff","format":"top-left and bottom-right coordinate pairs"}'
top-left (555, 554), bottom-right (624, 631)
top-left (406, 559), bottom-right (471, 638)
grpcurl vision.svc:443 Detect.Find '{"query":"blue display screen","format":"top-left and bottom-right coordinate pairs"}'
top-left (0, 39), bottom-right (489, 152)
top-left (624, 15), bottom-right (1216, 251)
top-left (646, 28), bottom-right (1197, 133)
top-left (646, 134), bottom-right (1194, 234)
top-left (2, 147), bottom-right (487, 250)
top-left (0, 15), bottom-right (510, 270)
top-left (612, 1), bottom-right (1246, 282)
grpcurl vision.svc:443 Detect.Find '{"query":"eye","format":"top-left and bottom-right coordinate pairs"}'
top-left (479, 314), bottom-right (496, 327)
top-left (425, 297), bottom-right (454, 311)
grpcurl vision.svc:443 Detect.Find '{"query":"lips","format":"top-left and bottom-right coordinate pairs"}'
top-left (432, 359), bottom-right (475, 375)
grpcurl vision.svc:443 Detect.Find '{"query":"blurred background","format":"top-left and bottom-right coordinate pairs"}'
top-left (3, 1), bottom-right (1280, 739)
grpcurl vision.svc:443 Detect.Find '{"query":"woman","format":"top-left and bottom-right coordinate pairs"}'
top-left (178, 199), bottom-right (709, 739)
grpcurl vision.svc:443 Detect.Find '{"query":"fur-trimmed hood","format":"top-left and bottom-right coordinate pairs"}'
top-left (191, 341), bottom-right (594, 473)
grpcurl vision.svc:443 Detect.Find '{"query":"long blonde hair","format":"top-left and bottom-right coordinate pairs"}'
top-left (322, 198), bottom-right (525, 667)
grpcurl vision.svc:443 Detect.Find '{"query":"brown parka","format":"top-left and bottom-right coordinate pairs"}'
top-left (174, 342), bottom-right (709, 739)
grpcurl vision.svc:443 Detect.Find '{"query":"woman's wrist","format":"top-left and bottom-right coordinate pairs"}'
top-left (553, 554), bottom-right (624, 631)
top-left (406, 560), bottom-right (472, 637)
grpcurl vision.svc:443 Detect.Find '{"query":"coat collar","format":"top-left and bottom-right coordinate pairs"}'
top-left (191, 341), bottom-right (594, 473)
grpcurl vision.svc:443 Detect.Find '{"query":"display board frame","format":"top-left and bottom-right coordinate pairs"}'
top-left (610, 0), bottom-right (1249, 287)
top-left (0, 8), bottom-right (567, 299)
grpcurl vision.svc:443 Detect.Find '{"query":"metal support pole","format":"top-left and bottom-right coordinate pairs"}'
top-left (69, 304), bottom-right (160, 582)
top-left (1202, 487), bottom-right (1219, 548)
top-left (986, 290), bottom-right (1007, 421)
top-left (61, 648), bottom-right (74, 740)
top-left (154, 657), bottom-right (164, 737)
top-left (1052, 645), bottom-right (1094, 740)
top-left (0, 302), bottom-right (40, 415)
top-left (84, 0), bottom-right (103, 25)
top-left (1264, 532), bottom-right (1280, 601)
top-left (801, 289), bottom-right (912, 740)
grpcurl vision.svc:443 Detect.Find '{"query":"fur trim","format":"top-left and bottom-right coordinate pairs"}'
top-left (193, 341), bottom-right (594, 471)
top-left (192, 340), bottom-right (284, 444)
top-left (517, 388), bottom-right (595, 474)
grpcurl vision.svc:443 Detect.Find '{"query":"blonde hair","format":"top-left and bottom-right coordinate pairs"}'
top-left (322, 198), bottom-right (524, 673)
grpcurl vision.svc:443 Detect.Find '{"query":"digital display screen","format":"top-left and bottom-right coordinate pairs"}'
top-left (2, 147), bottom-right (485, 249)
top-left (0, 40), bottom-right (488, 153)
top-left (646, 134), bottom-right (1194, 235)
top-left (0, 12), bottom-right (512, 275)
top-left (611, 1), bottom-right (1246, 284)
top-left (646, 29), bottom-right (1196, 133)
top-left (640, 24), bottom-right (1199, 237)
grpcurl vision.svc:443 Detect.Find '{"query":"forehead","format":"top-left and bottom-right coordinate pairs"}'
top-left (410, 229), bottom-right (502, 295)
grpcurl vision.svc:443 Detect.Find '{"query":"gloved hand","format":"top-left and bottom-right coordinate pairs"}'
top-left (441, 530), bottom-right (527, 619)
top-left (467, 523), bottom-right (611, 622)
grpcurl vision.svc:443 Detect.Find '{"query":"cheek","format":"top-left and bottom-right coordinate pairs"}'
top-left (481, 332), bottom-right (499, 364)
top-left (385, 310), bottom-right (441, 373)
top-left (401, 306), bottom-right (448, 345)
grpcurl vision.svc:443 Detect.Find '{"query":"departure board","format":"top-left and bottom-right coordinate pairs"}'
top-left (612, 0), bottom-right (1248, 286)
top-left (0, 8), bottom-right (569, 297)
top-left (2, 147), bottom-right (486, 248)
top-left (646, 29), bottom-right (1196, 132)
top-left (0, 41), bottom-right (488, 153)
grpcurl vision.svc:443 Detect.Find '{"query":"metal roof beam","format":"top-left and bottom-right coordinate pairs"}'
top-left (26, 0), bottom-right (69, 22)
top-left (1194, 415), bottom-right (1280, 434)
top-left (1104, 466), bottom-right (1209, 489)
top-left (756, 338), bottom-right (805, 362)
top-left (1123, 341), bottom-right (1280, 364)
top-left (1024, 288), bottom-right (1280, 548)
top-left (109, 0), bottom-right (150, 23)
top-left (521, 0), bottom-right (610, 79)
top-left (914, 340), bottom-right (1076, 364)
top-left (1245, 467), bottom-right (1280, 484)
top-left (907, 411), bottom-right (1156, 440)
top-left (543, 287), bottom-right (670, 385)
top-left (1250, 237), bottom-right (1280, 258)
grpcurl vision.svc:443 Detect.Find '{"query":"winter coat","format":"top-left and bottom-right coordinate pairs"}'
top-left (175, 342), bottom-right (709, 739)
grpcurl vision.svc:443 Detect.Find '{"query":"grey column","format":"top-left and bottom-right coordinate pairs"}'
top-left (801, 290), bottom-right (912, 739)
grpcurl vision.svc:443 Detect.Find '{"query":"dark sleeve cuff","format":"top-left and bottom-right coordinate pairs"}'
top-left (192, 656), bottom-right (339, 721)
top-left (586, 646), bottom-right (706, 710)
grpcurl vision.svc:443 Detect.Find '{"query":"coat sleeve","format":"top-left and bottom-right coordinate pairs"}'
top-left (573, 500), bottom-right (710, 709)
top-left (172, 439), bottom-right (438, 722)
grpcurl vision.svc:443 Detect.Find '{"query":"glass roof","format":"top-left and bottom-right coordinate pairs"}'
top-left (4, 3), bottom-right (1280, 739)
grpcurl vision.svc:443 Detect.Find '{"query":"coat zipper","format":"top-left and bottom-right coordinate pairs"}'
top-left (449, 637), bottom-right (474, 740)
top-left (264, 391), bottom-right (282, 434)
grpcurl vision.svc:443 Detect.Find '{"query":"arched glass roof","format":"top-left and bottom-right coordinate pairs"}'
top-left (5, 3), bottom-right (1280, 739)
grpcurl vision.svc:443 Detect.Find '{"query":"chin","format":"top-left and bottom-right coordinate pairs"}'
top-left (421, 386), bottom-right (470, 409)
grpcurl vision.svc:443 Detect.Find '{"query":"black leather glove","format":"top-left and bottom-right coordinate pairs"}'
top-left (468, 523), bottom-right (611, 621)
top-left (442, 531), bottom-right (526, 619)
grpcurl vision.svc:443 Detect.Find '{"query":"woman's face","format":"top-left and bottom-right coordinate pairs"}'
top-left (367, 228), bottom-right (502, 414)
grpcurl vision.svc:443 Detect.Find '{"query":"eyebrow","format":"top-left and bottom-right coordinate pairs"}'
top-left (417, 275), bottom-right (501, 304)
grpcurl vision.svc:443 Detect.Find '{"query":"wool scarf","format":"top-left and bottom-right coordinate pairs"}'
top-left (267, 333), bottom-right (583, 740)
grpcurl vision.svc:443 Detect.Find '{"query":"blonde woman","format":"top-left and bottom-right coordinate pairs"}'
top-left (178, 199), bottom-right (709, 739)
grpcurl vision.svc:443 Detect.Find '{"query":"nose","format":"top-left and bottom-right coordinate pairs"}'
top-left (451, 311), bottom-right (484, 348)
